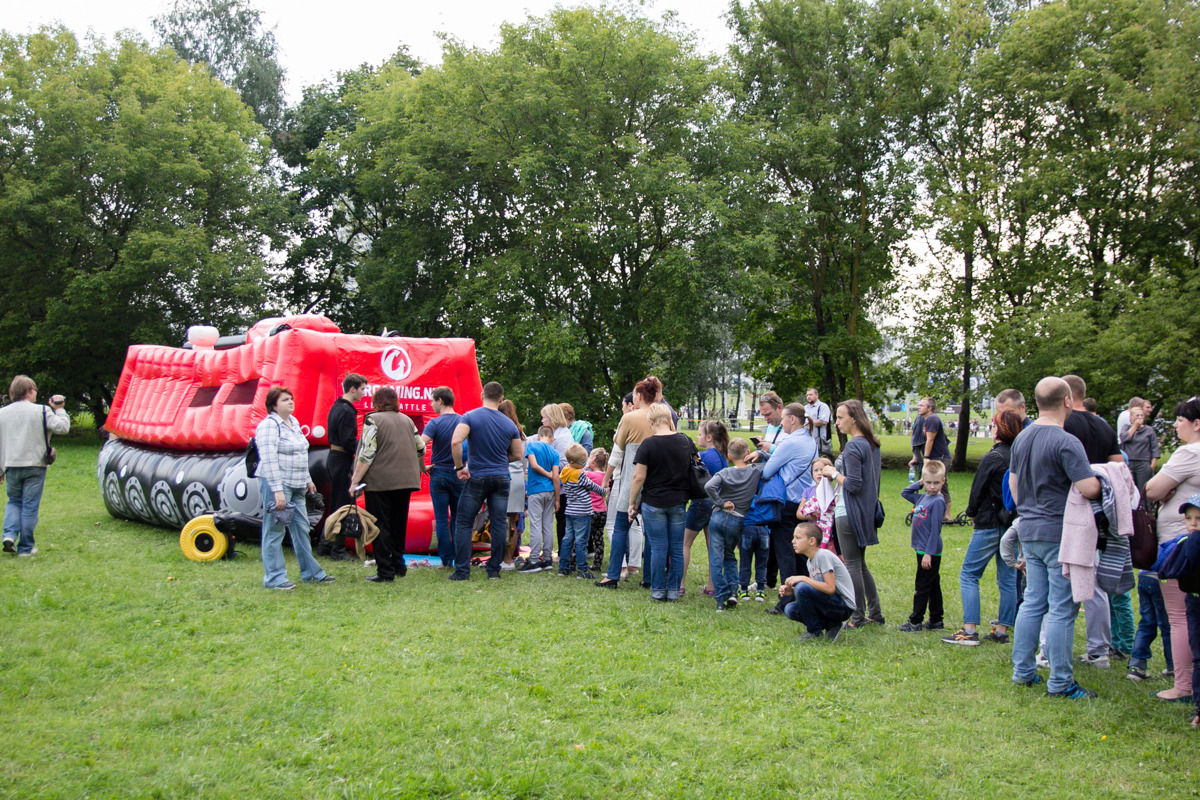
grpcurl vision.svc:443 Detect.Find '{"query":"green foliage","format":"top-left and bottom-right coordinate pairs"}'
top-left (0, 28), bottom-right (274, 420)
top-left (152, 0), bottom-right (286, 134)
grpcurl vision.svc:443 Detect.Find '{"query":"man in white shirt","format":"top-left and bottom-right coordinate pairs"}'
top-left (804, 387), bottom-right (832, 456)
top-left (0, 375), bottom-right (70, 556)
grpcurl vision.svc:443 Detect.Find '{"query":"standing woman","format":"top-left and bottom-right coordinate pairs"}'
top-left (628, 403), bottom-right (694, 601)
top-left (1145, 396), bottom-right (1200, 703)
top-left (681, 420), bottom-right (729, 596)
top-left (542, 402), bottom-right (574, 565)
top-left (821, 399), bottom-right (883, 627)
top-left (498, 399), bottom-right (528, 569)
top-left (596, 382), bottom-right (656, 588)
top-left (350, 387), bottom-right (426, 583)
top-left (942, 410), bottom-right (1022, 646)
top-left (255, 387), bottom-right (331, 589)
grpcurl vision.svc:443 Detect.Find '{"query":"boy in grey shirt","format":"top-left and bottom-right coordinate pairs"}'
top-left (782, 522), bottom-right (856, 641)
top-left (703, 439), bottom-right (764, 611)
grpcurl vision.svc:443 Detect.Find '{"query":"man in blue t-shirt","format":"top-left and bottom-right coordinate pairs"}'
top-left (1009, 376), bottom-right (1102, 700)
top-left (450, 381), bottom-right (524, 580)
top-left (421, 386), bottom-right (465, 569)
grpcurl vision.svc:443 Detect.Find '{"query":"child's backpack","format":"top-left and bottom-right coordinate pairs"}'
top-left (245, 438), bottom-right (260, 478)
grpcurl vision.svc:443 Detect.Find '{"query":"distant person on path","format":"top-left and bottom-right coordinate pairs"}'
top-left (0, 375), bottom-right (69, 557)
top-left (255, 387), bottom-right (331, 589)
top-left (450, 381), bottom-right (524, 581)
top-left (942, 410), bottom-right (1023, 647)
top-left (421, 386), bottom-right (465, 569)
top-left (1009, 376), bottom-right (1101, 700)
top-left (805, 388), bottom-right (833, 457)
top-left (319, 373), bottom-right (365, 561)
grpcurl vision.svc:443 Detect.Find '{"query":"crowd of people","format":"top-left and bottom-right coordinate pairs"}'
top-left (3, 369), bottom-right (1197, 730)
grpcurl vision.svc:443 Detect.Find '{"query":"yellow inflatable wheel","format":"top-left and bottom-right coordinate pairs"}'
top-left (180, 515), bottom-right (229, 562)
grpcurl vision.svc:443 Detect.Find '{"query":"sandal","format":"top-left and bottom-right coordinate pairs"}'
top-left (1191, 713), bottom-right (1199, 730)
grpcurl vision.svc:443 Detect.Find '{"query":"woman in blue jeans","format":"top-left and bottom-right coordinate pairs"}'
top-left (942, 410), bottom-right (1023, 645)
top-left (627, 403), bottom-right (694, 601)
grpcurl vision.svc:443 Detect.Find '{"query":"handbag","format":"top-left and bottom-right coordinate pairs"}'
top-left (685, 437), bottom-right (711, 501)
top-left (42, 408), bottom-right (57, 466)
top-left (1130, 496), bottom-right (1158, 570)
top-left (874, 499), bottom-right (885, 529)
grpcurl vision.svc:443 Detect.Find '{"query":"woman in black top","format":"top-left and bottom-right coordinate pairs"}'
top-left (820, 400), bottom-right (883, 628)
top-left (629, 403), bottom-right (695, 601)
top-left (942, 410), bottom-right (1023, 646)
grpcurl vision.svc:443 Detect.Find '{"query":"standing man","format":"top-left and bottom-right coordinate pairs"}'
top-left (804, 387), bottom-right (832, 457)
top-left (994, 389), bottom-right (1031, 428)
top-left (422, 386), bottom-right (465, 570)
top-left (1061, 374), bottom-right (1127, 666)
top-left (0, 375), bottom-right (70, 557)
top-left (756, 392), bottom-right (789, 455)
top-left (319, 373), bottom-right (366, 560)
top-left (450, 381), bottom-right (524, 581)
top-left (1009, 376), bottom-right (1101, 699)
top-left (910, 397), bottom-right (953, 520)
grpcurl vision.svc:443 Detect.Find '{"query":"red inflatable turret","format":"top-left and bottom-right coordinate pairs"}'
top-left (98, 315), bottom-right (484, 557)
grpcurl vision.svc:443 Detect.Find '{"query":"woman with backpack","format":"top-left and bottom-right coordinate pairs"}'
top-left (941, 410), bottom-right (1023, 646)
top-left (255, 387), bottom-right (332, 590)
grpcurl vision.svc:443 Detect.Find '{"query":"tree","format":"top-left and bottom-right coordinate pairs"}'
top-left (153, 0), bottom-right (286, 134)
top-left (0, 28), bottom-right (276, 422)
top-left (727, 0), bottom-right (930, 427)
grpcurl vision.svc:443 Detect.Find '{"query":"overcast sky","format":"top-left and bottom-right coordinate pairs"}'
top-left (6, 0), bottom-right (738, 100)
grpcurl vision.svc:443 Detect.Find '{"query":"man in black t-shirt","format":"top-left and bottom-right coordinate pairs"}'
top-left (319, 373), bottom-right (366, 560)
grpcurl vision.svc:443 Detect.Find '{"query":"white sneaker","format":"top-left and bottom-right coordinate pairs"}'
top-left (1036, 653), bottom-right (1050, 670)
top-left (500, 561), bottom-right (516, 571)
top-left (1077, 652), bottom-right (1111, 669)
top-left (16, 547), bottom-right (38, 557)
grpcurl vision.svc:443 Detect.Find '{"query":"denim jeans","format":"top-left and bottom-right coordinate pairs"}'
top-left (785, 583), bottom-right (854, 634)
top-left (4, 466), bottom-right (47, 555)
top-left (707, 510), bottom-right (743, 605)
top-left (562, 514), bottom-right (591, 574)
top-left (1131, 571), bottom-right (1173, 671)
top-left (739, 525), bottom-right (770, 591)
top-left (1012, 538), bottom-right (1080, 693)
top-left (452, 474), bottom-right (510, 579)
top-left (428, 472), bottom-right (463, 567)
top-left (606, 508), bottom-right (634, 581)
top-left (641, 502), bottom-right (686, 599)
top-left (959, 526), bottom-right (1017, 628)
top-left (259, 481), bottom-right (326, 588)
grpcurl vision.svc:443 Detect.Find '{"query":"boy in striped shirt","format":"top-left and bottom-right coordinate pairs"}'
top-left (559, 443), bottom-right (607, 579)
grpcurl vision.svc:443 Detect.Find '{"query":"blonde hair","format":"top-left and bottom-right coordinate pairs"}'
top-left (728, 438), bottom-right (750, 460)
top-left (8, 375), bottom-right (36, 401)
top-left (812, 456), bottom-right (833, 471)
top-left (587, 447), bottom-right (608, 470)
top-left (540, 403), bottom-right (569, 430)
top-left (922, 460), bottom-right (947, 480)
top-left (646, 403), bottom-right (674, 428)
top-left (565, 443), bottom-right (588, 466)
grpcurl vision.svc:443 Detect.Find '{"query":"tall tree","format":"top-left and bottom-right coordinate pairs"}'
top-left (727, 0), bottom-right (929, 425)
top-left (153, 0), bottom-right (286, 134)
top-left (0, 28), bottom-right (275, 422)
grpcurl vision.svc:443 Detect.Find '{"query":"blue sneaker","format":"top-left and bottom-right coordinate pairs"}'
top-left (1049, 681), bottom-right (1097, 700)
top-left (1014, 674), bottom-right (1044, 688)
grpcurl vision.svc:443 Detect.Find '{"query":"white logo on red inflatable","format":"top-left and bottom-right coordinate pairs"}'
top-left (381, 346), bottom-right (412, 381)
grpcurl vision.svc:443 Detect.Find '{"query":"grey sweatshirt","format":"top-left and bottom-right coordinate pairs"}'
top-left (704, 463), bottom-right (764, 515)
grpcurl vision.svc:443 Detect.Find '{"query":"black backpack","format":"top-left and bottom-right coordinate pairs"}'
top-left (245, 437), bottom-right (260, 478)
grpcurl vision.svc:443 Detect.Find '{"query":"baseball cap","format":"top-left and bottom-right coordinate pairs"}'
top-left (1177, 493), bottom-right (1200, 514)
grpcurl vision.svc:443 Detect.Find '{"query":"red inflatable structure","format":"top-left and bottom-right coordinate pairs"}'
top-left (99, 314), bottom-right (483, 553)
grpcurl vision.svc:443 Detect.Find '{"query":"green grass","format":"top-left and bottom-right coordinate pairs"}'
top-left (2, 439), bottom-right (1197, 799)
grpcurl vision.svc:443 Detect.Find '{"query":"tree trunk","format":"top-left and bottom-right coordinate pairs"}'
top-left (953, 248), bottom-right (974, 472)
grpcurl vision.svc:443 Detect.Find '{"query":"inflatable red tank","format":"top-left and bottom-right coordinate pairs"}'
top-left (98, 315), bottom-right (484, 553)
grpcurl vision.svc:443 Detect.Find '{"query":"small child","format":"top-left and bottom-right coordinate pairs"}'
top-left (899, 460), bottom-right (946, 632)
top-left (585, 449), bottom-right (609, 574)
top-left (704, 438), bottom-right (764, 611)
top-left (797, 457), bottom-right (838, 552)
top-left (559, 443), bottom-right (606, 579)
top-left (1127, 568), bottom-right (1173, 682)
top-left (781, 522), bottom-right (857, 641)
top-left (520, 426), bottom-right (561, 573)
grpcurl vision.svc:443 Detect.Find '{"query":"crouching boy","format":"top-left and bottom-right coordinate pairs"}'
top-left (781, 523), bottom-right (857, 641)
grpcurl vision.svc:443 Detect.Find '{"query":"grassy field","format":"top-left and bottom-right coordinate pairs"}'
top-left (1, 437), bottom-right (1196, 799)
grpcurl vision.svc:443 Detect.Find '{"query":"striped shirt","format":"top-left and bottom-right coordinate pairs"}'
top-left (256, 413), bottom-right (311, 492)
top-left (559, 466), bottom-right (606, 516)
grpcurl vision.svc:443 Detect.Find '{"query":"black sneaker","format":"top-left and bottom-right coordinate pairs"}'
top-left (941, 628), bottom-right (980, 646)
top-left (1126, 666), bottom-right (1151, 682)
top-left (1107, 647), bottom-right (1129, 662)
top-left (518, 559), bottom-right (543, 573)
top-left (824, 623), bottom-right (843, 643)
top-left (898, 621), bottom-right (925, 633)
top-left (798, 631), bottom-right (822, 642)
top-left (724, 597), bottom-right (738, 610)
top-left (577, 569), bottom-right (596, 580)
top-left (924, 621), bottom-right (944, 631)
top-left (1049, 681), bottom-right (1097, 700)
top-left (982, 629), bottom-right (1010, 644)
top-left (448, 573), bottom-right (470, 581)
top-left (2, 539), bottom-right (14, 553)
